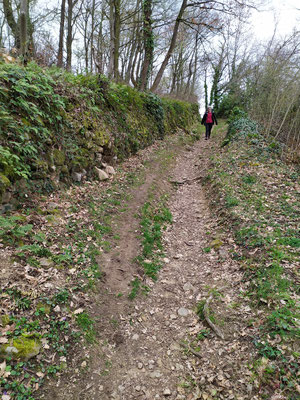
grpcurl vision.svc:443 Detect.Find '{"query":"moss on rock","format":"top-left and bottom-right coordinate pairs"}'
top-left (53, 149), bottom-right (65, 166)
top-left (0, 337), bottom-right (41, 361)
top-left (0, 173), bottom-right (10, 195)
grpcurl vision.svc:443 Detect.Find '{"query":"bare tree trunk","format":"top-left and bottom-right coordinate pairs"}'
top-left (135, 50), bottom-right (142, 85)
top-left (96, 1), bottom-right (105, 74)
top-left (185, 51), bottom-right (194, 95)
top-left (150, 0), bottom-right (187, 92)
top-left (3, 0), bottom-right (19, 48)
top-left (125, 0), bottom-right (140, 83)
top-left (131, 33), bottom-right (142, 87)
top-left (139, 0), bottom-right (153, 90)
top-left (20, 0), bottom-right (27, 64)
top-left (0, 18), bottom-right (6, 47)
top-left (57, 0), bottom-right (66, 67)
top-left (108, 0), bottom-right (114, 78)
top-left (113, 0), bottom-right (121, 80)
top-left (190, 31), bottom-right (199, 96)
top-left (83, 13), bottom-right (89, 72)
top-left (90, 0), bottom-right (96, 72)
top-left (66, 0), bottom-right (73, 71)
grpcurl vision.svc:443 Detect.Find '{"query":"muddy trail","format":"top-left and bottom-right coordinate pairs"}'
top-left (41, 127), bottom-right (259, 400)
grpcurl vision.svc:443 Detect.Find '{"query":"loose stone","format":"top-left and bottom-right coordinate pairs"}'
top-left (177, 307), bottom-right (189, 317)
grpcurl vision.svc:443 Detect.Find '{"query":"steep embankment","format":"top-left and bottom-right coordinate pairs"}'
top-left (206, 114), bottom-right (299, 400)
top-left (0, 62), bottom-right (199, 205)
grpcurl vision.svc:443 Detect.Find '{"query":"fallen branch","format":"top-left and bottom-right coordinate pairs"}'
top-left (203, 293), bottom-right (225, 340)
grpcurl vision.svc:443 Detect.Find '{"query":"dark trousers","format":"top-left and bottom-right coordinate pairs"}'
top-left (205, 123), bottom-right (213, 139)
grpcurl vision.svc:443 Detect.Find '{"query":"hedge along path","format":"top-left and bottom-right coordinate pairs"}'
top-left (41, 123), bottom-right (262, 400)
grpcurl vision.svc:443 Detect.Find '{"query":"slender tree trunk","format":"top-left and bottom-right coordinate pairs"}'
top-left (204, 69), bottom-right (208, 110)
top-left (131, 33), bottom-right (142, 87)
top-left (84, 14), bottom-right (89, 72)
top-left (125, 0), bottom-right (140, 83)
top-left (3, 0), bottom-right (19, 48)
top-left (113, 0), bottom-right (121, 80)
top-left (90, 0), bottom-right (96, 72)
top-left (185, 51), bottom-right (194, 95)
top-left (190, 31), bottom-right (199, 96)
top-left (135, 50), bottom-right (143, 85)
top-left (66, 0), bottom-right (73, 71)
top-left (170, 56), bottom-right (178, 94)
top-left (96, 1), bottom-right (105, 74)
top-left (20, 0), bottom-right (27, 64)
top-left (150, 0), bottom-right (187, 92)
top-left (139, 0), bottom-right (153, 90)
top-left (0, 18), bottom-right (6, 47)
top-left (108, 0), bottom-right (114, 78)
top-left (57, 0), bottom-right (66, 67)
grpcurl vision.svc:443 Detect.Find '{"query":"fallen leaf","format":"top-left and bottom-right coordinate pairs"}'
top-left (74, 308), bottom-right (84, 314)
top-left (0, 360), bottom-right (6, 377)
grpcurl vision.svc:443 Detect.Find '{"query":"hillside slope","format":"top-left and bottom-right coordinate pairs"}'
top-left (0, 62), bottom-right (199, 205)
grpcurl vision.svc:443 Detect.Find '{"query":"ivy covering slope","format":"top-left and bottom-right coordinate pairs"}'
top-left (207, 110), bottom-right (299, 400)
top-left (0, 62), bottom-right (199, 201)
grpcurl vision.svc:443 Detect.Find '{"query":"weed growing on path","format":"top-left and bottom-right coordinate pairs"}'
top-left (129, 195), bottom-right (172, 298)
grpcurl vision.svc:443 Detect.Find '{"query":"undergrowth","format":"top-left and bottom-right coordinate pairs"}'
top-left (0, 61), bottom-right (199, 203)
top-left (207, 108), bottom-right (299, 399)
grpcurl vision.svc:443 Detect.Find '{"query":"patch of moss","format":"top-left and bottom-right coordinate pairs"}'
top-left (210, 238), bottom-right (223, 250)
top-left (0, 172), bottom-right (11, 195)
top-left (53, 149), bottom-right (65, 166)
top-left (0, 337), bottom-right (41, 361)
top-left (36, 302), bottom-right (51, 314)
top-left (1, 314), bottom-right (10, 327)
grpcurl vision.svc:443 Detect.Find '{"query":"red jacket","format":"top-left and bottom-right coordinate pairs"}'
top-left (201, 111), bottom-right (218, 125)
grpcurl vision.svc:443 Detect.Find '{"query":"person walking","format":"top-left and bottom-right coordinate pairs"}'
top-left (201, 106), bottom-right (218, 140)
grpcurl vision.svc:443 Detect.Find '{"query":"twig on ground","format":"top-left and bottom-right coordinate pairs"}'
top-left (180, 342), bottom-right (202, 358)
top-left (203, 293), bottom-right (225, 340)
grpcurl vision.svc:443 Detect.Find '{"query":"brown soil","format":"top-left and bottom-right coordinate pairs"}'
top-left (40, 130), bottom-right (260, 400)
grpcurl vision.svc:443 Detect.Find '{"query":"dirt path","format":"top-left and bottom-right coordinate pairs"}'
top-left (42, 130), bottom-right (259, 400)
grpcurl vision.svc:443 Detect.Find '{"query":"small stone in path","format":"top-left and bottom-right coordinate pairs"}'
top-left (132, 334), bottom-right (139, 340)
top-left (135, 386), bottom-right (141, 392)
top-left (163, 258), bottom-right (170, 264)
top-left (178, 307), bottom-right (189, 317)
top-left (170, 314), bottom-right (177, 320)
top-left (174, 254), bottom-right (183, 259)
top-left (39, 258), bottom-right (54, 268)
top-left (163, 388), bottom-right (171, 396)
top-left (183, 283), bottom-right (194, 292)
top-left (150, 370), bottom-right (162, 379)
top-left (137, 362), bottom-right (143, 369)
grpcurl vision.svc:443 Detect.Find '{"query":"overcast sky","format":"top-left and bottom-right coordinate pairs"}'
top-left (251, 0), bottom-right (299, 39)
